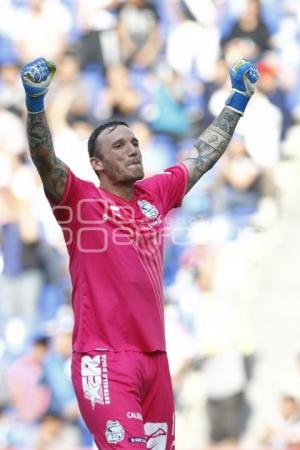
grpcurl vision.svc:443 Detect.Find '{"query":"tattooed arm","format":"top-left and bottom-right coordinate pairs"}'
top-left (183, 107), bottom-right (240, 192)
top-left (27, 111), bottom-right (69, 202)
top-left (21, 58), bottom-right (69, 202)
top-left (183, 59), bottom-right (259, 192)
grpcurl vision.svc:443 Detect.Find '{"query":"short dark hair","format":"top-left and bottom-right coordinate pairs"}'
top-left (88, 120), bottom-right (129, 158)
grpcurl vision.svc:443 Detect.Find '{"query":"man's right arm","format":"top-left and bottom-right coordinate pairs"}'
top-left (22, 57), bottom-right (69, 203)
top-left (27, 111), bottom-right (68, 202)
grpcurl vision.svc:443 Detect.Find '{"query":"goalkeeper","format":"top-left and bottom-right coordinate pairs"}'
top-left (21, 57), bottom-right (258, 449)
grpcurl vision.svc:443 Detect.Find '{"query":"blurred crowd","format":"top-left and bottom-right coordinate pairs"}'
top-left (1, 0), bottom-right (300, 448)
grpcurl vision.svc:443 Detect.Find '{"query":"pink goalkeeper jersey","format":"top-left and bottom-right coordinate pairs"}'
top-left (51, 163), bottom-right (188, 352)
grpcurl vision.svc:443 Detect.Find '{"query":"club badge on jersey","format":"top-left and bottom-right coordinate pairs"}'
top-left (106, 420), bottom-right (125, 444)
top-left (137, 200), bottom-right (159, 219)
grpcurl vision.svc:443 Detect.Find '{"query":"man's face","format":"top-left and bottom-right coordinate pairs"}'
top-left (92, 125), bottom-right (144, 183)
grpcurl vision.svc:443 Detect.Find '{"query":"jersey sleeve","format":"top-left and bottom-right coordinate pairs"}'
top-left (45, 168), bottom-right (91, 225)
top-left (140, 163), bottom-right (188, 215)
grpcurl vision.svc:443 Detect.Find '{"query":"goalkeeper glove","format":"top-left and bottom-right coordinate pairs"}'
top-left (21, 57), bottom-right (56, 113)
top-left (225, 59), bottom-right (259, 115)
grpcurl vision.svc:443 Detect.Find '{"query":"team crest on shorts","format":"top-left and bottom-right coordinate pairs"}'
top-left (137, 200), bottom-right (159, 219)
top-left (106, 420), bottom-right (125, 444)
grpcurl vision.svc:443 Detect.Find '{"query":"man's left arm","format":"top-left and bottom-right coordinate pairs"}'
top-left (183, 59), bottom-right (259, 192)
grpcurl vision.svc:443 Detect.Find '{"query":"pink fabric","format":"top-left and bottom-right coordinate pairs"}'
top-left (71, 350), bottom-right (175, 449)
top-left (50, 164), bottom-right (188, 352)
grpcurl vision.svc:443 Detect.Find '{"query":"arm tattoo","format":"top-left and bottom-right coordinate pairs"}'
top-left (27, 112), bottom-right (68, 202)
top-left (184, 107), bottom-right (241, 191)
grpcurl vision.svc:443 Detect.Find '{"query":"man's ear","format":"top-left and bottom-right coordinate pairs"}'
top-left (90, 157), bottom-right (103, 172)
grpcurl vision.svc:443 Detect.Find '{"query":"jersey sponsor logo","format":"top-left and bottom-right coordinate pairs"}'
top-left (144, 422), bottom-right (168, 449)
top-left (137, 200), bottom-right (159, 219)
top-left (109, 205), bottom-right (122, 218)
top-left (127, 411), bottom-right (143, 421)
top-left (106, 420), bottom-right (125, 444)
top-left (128, 436), bottom-right (147, 444)
top-left (81, 354), bottom-right (110, 409)
top-left (109, 205), bottom-right (120, 211)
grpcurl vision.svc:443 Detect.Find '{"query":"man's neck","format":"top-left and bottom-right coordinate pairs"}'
top-left (100, 180), bottom-right (135, 202)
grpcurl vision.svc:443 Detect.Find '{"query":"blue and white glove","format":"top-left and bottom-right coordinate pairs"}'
top-left (225, 59), bottom-right (259, 115)
top-left (21, 57), bottom-right (56, 113)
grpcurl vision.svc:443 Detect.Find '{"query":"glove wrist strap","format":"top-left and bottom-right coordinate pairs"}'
top-left (25, 94), bottom-right (45, 114)
top-left (225, 89), bottom-right (250, 116)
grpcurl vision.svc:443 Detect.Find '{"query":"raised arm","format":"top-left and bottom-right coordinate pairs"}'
top-left (21, 58), bottom-right (69, 202)
top-left (183, 59), bottom-right (259, 192)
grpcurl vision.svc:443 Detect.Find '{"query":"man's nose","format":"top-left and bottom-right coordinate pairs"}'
top-left (127, 143), bottom-right (138, 156)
